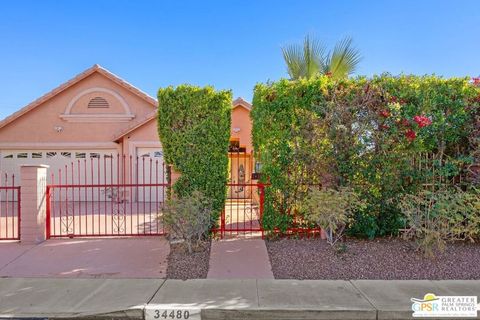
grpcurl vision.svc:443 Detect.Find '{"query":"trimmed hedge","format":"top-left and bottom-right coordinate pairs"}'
top-left (251, 75), bottom-right (480, 237)
top-left (158, 85), bottom-right (232, 216)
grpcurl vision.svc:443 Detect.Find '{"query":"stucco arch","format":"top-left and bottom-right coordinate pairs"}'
top-left (64, 87), bottom-right (133, 115)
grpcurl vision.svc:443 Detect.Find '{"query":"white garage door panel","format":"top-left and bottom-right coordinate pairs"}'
top-left (0, 149), bottom-right (118, 202)
top-left (0, 148), bottom-right (165, 203)
top-left (136, 147), bottom-right (165, 203)
top-left (0, 149), bottom-right (118, 182)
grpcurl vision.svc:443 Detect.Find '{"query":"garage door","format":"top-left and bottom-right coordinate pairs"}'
top-left (136, 147), bottom-right (165, 202)
top-left (0, 148), bottom-right (119, 198)
top-left (0, 149), bottom-right (118, 182)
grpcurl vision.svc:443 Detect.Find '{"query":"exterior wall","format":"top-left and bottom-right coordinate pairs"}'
top-left (121, 118), bottom-right (159, 146)
top-left (230, 106), bottom-right (253, 154)
top-left (70, 91), bottom-right (125, 114)
top-left (1, 77), bottom-right (256, 184)
top-left (120, 119), bottom-right (162, 184)
top-left (119, 104), bottom-right (256, 185)
top-left (0, 72), bottom-right (154, 145)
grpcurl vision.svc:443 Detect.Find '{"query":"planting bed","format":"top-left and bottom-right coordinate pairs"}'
top-left (266, 237), bottom-right (480, 280)
top-left (166, 241), bottom-right (211, 279)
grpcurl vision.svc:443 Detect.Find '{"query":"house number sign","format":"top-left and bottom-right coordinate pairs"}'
top-left (145, 305), bottom-right (201, 320)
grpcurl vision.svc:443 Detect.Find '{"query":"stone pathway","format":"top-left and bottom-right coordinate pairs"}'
top-left (207, 237), bottom-right (274, 279)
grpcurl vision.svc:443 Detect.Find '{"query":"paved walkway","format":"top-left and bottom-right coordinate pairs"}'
top-left (1, 278), bottom-right (479, 319)
top-left (0, 238), bottom-right (169, 278)
top-left (207, 237), bottom-right (274, 279)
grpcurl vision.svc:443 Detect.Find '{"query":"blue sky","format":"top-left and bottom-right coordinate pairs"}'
top-left (0, 0), bottom-right (479, 119)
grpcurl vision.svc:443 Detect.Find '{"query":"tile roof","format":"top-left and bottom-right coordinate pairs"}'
top-left (0, 64), bottom-right (157, 130)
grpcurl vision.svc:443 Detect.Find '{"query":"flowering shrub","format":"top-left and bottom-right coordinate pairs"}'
top-left (252, 75), bottom-right (480, 237)
top-left (472, 77), bottom-right (480, 87)
top-left (413, 115), bottom-right (432, 128)
top-left (405, 129), bottom-right (417, 142)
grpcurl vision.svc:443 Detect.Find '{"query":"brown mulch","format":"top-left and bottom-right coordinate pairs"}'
top-left (166, 241), bottom-right (211, 279)
top-left (266, 237), bottom-right (480, 280)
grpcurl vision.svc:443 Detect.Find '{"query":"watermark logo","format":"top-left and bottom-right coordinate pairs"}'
top-left (411, 293), bottom-right (478, 317)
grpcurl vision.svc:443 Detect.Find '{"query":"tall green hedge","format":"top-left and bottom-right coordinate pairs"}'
top-left (251, 75), bottom-right (480, 237)
top-left (157, 85), bottom-right (232, 215)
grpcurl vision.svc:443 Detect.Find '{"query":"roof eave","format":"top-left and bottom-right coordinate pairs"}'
top-left (0, 64), bottom-right (158, 130)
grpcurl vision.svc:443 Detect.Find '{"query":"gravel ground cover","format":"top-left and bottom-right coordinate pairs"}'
top-left (266, 237), bottom-right (480, 280)
top-left (166, 241), bottom-right (211, 279)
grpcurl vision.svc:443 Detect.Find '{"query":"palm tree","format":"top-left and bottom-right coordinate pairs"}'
top-left (282, 35), bottom-right (361, 80)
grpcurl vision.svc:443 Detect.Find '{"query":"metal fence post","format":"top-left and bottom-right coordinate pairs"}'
top-left (45, 186), bottom-right (51, 239)
top-left (259, 183), bottom-right (265, 239)
top-left (220, 208), bottom-right (226, 239)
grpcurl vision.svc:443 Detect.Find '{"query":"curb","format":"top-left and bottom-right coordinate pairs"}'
top-left (0, 279), bottom-right (479, 320)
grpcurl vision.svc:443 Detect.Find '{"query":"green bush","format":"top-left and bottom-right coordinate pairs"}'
top-left (346, 211), bottom-right (379, 239)
top-left (162, 191), bottom-right (214, 253)
top-left (158, 85), bottom-right (232, 217)
top-left (251, 75), bottom-right (480, 236)
top-left (302, 187), bottom-right (364, 245)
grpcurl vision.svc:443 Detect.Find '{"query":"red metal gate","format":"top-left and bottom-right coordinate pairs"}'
top-left (212, 145), bottom-right (267, 237)
top-left (46, 155), bottom-right (169, 238)
top-left (0, 174), bottom-right (21, 240)
top-left (214, 182), bottom-right (266, 238)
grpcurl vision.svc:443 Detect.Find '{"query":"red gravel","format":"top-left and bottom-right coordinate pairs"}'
top-left (166, 241), bottom-right (211, 279)
top-left (266, 237), bottom-right (480, 280)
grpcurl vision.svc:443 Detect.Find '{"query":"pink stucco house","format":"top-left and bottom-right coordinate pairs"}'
top-left (0, 64), bottom-right (254, 186)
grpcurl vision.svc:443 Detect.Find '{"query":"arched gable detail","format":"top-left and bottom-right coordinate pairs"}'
top-left (60, 87), bottom-right (135, 122)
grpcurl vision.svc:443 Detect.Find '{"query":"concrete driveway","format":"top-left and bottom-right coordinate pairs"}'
top-left (0, 237), bottom-right (169, 278)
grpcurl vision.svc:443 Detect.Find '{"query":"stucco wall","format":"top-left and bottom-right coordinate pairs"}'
top-left (122, 119), bottom-right (159, 143)
top-left (121, 118), bottom-right (161, 157)
top-left (0, 72), bottom-right (155, 144)
top-left (230, 106), bottom-right (253, 154)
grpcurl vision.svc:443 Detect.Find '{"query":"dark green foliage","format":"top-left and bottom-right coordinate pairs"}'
top-left (347, 212), bottom-right (379, 239)
top-left (252, 75), bottom-right (480, 237)
top-left (158, 85), bottom-right (232, 216)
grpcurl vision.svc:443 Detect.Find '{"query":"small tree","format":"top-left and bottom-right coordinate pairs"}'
top-left (302, 187), bottom-right (363, 246)
top-left (157, 85), bottom-right (232, 217)
top-left (162, 191), bottom-right (214, 253)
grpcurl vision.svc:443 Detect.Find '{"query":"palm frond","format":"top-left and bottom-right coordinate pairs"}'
top-left (327, 37), bottom-right (362, 79)
top-left (282, 35), bottom-right (326, 80)
top-left (282, 35), bottom-right (360, 80)
top-left (303, 35), bottom-right (326, 79)
top-left (282, 44), bottom-right (306, 80)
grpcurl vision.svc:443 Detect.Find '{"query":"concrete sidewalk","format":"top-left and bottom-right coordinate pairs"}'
top-left (0, 238), bottom-right (169, 278)
top-left (0, 278), bottom-right (479, 319)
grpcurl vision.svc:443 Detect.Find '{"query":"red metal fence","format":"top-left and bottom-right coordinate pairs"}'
top-left (2, 152), bottom-right (319, 240)
top-left (46, 155), bottom-right (169, 238)
top-left (0, 174), bottom-right (20, 240)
